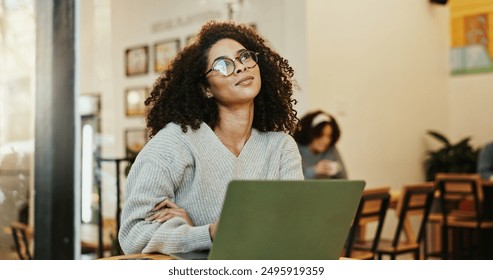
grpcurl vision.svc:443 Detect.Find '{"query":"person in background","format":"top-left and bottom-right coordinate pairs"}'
top-left (118, 20), bottom-right (303, 255)
top-left (293, 110), bottom-right (347, 179)
top-left (477, 141), bottom-right (493, 180)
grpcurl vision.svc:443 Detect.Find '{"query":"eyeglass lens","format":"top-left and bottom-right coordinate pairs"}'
top-left (212, 51), bottom-right (258, 76)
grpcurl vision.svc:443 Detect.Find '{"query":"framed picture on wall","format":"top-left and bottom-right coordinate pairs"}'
top-left (154, 39), bottom-right (180, 73)
top-left (125, 87), bottom-right (148, 117)
top-left (125, 45), bottom-right (149, 76)
top-left (125, 128), bottom-right (149, 158)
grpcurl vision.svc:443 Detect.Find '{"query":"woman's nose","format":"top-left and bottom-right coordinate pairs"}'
top-left (324, 138), bottom-right (331, 146)
top-left (235, 61), bottom-right (247, 74)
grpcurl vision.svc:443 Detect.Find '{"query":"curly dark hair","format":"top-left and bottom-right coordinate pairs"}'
top-left (145, 20), bottom-right (299, 138)
top-left (293, 110), bottom-right (341, 149)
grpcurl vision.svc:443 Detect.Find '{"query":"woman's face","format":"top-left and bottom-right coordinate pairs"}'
top-left (204, 38), bottom-right (261, 107)
top-left (309, 124), bottom-right (333, 154)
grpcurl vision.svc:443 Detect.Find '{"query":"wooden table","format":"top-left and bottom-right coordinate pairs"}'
top-left (426, 179), bottom-right (493, 258)
top-left (99, 253), bottom-right (351, 260)
top-left (100, 253), bottom-right (174, 260)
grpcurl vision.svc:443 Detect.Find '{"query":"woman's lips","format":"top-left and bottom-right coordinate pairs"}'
top-left (235, 76), bottom-right (254, 86)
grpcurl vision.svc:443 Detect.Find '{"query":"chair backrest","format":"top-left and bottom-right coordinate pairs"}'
top-left (344, 187), bottom-right (391, 258)
top-left (435, 173), bottom-right (483, 225)
top-left (392, 183), bottom-right (435, 247)
top-left (81, 218), bottom-right (118, 257)
top-left (10, 222), bottom-right (32, 260)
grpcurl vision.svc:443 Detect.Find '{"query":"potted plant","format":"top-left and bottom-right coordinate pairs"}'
top-left (424, 130), bottom-right (479, 181)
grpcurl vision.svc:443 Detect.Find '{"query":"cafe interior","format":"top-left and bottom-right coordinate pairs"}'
top-left (0, 0), bottom-right (492, 260)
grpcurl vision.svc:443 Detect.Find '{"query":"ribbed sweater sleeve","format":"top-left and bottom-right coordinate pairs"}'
top-left (119, 126), bottom-right (212, 254)
top-left (280, 135), bottom-right (305, 179)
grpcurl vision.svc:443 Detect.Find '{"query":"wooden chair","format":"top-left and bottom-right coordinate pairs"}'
top-left (10, 222), bottom-right (33, 260)
top-left (343, 187), bottom-right (391, 259)
top-left (359, 183), bottom-right (435, 259)
top-left (435, 173), bottom-right (493, 259)
top-left (80, 218), bottom-right (116, 257)
top-left (96, 158), bottom-right (132, 257)
top-left (9, 220), bottom-right (116, 259)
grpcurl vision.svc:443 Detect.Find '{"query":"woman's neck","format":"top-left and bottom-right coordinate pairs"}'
top-left (214, 106), bottom-right (254, 157)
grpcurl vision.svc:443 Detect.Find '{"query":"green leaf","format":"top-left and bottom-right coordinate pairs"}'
top-left (427, 130), bottom-right (450, 146)
top-left (423, 131), bottom-right (479, 181)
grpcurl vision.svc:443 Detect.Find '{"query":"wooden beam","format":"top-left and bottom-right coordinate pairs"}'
top-left (34, 0), bottom-right (77, 259)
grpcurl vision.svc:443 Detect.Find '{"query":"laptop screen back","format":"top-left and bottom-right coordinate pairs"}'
top-left (208, 180), bottom-right (365, 260)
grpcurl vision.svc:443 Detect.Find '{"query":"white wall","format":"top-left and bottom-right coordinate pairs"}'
top-left (450, 73), bottom-right (493, 148)
top-left (306, 0), bottom-right (450, 189)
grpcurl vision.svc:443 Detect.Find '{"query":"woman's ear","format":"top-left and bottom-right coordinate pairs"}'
top-left (201, 84), bottom-right (213, 99)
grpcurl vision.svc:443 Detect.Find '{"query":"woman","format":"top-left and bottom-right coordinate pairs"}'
top-left (293, 111), bottom-right (347, 179)
top-left (478, 141), bottom-right (493, 180)
top-left (119, 20), bottom-right (303, 255)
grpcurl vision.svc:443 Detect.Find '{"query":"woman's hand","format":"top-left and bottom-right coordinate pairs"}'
top-left (145, 199), bottom-right (194, 226)
top-left (315, 160), bottom-right (340, 177)
top-left (315, 160), bottom-right (332, 176)
top-left (209, 221), bottom-right (218, 241)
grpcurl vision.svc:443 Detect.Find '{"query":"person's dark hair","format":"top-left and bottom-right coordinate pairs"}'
top-left (145, 20), bottom-right (299, 138)
top-left (293, 110), bottom-right (341, 148)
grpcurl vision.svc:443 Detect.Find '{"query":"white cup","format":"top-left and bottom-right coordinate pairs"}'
top-left (328, 161), bottom-right (341, 176)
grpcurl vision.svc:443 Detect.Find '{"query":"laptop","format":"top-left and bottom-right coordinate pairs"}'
top-left (170, 179), bottom-right (365, 260)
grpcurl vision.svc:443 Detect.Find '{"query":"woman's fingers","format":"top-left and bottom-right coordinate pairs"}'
top-left (146, 207), bottom-right (169, 221)
top-left (166, 208), bottom-right (188, 218)
top-left (146, 207), bottom-right (194, 225)
top-left (145, 211), bottom-right (161, 221)
top-left (147, 208), bottom-right (174, 223)
top-left (152, 199), bottom-right (179, 211)
top-left (155, 213), bottom-right (174, 223)
top-left (152, 200), bottom-right (168, 211)
top-left (163, 199), bottom-right (179, 208)
top-left (165, 208), bottom-right (186, 216)
top-left (163, 208), bottom-right (193, 225)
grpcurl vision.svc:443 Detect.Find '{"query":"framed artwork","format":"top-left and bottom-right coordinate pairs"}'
top-left (125, 128), bottom-right (149, 158)
top-left (125, 87), bottom-right (148, 117)
top-left (125, 45), bottom-right (149, 76)
top-left (449, 1), bottom-right (493, 75)
top-left (154, 39), bottom-right (180, 73)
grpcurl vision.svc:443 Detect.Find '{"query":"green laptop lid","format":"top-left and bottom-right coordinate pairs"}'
top-left (208, 180), bottom-right (365, 260)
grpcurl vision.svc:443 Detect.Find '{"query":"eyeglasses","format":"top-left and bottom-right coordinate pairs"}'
top-left (204, 50), bottom-right (259, 77)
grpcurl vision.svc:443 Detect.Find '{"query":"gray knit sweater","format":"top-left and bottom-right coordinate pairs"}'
top-left (119, 122), bottom-right (304, 254)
